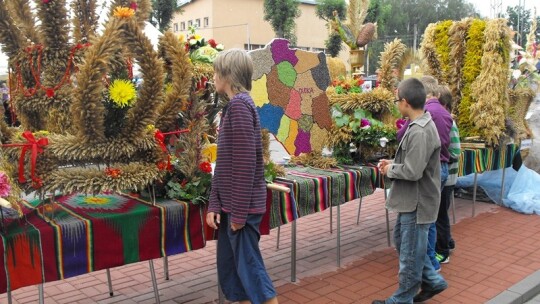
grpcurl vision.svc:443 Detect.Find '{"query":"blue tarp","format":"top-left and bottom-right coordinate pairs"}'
top-left (503, 165), bottom-right (540, 215)
top-left (456, 166), bottom-right (540, 215)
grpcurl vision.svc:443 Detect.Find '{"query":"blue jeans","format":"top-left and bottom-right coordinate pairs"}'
top-left (427, 162), bottom-right (448, 269)
top-left (387, 211), bottom-right (448, 303)
top-left (217, 213), bottom-right (276, 304)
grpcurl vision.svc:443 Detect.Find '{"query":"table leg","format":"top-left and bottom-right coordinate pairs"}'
top-left (329, 202), bottom-right (333, 234)
top-left (499, 167), bottom-right (506, 205)
top-left (106, 268), bottom-right (114, 296)
top-left (38, 284), bottom-right (44, 304)
top-left (384, 189), bottom-right (391, 247)
top-left (7, 290), bottom-right (12, 304)
top-left (291, 221), bottom-right (297, 282)
top-left (149, 260), bottom-right (161, 304)
top-left (163, 256), bottom-right (169, 280)
top-left (337, 203), bottom-right (341, 267)
top-left (472, 172), bottom-right (478, 217)
top-left (276, 226), bottom-right (280, 250)
top-left (356, 196), bottom-right (363, 225)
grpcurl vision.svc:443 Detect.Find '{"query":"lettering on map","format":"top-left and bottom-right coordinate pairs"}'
top-left (297, 88), bottom-right (314, 95)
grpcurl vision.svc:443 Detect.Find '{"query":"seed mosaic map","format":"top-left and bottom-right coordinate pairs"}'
top-left (249, 39), bottom-right (333, 156)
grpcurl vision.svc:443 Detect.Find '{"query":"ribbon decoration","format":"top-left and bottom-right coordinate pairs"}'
top-left (1, 131), bottom-right (49, 188)
top-left (154, 129), bottom-right (190, 170)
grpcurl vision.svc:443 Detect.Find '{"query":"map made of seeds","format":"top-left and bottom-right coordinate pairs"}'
top-left (249, 39), bottom-right (332, 156)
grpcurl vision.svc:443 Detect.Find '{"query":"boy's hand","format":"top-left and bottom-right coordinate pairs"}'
top-left (206, 212), bottom-right (220, 230)
top-left (231, 222), bottom-right (244, 231)
top-left (378, 159), bottom-right (392, 176)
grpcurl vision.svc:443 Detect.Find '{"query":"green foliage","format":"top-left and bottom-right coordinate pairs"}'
top-left (325, 32), bottom-right (343, 57)
top-left (264, 0), bottom-right (301, 45)
top-left (315, 0), bottom-right (346, 22)
top-left (264, 162), bottom-right (279, 183)
top-left (150, 0), bottom-right (182, 32)
top-left (166, 162), bottom-right (213, 205)
top-left (316, 0), bottom-right (346, 57)
top-left (331, 105), bottom-right (397, 163)
top-left (458, 19), bottom-right (485, 138)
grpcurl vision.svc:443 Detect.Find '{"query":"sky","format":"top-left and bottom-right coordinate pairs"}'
top-left (470, 0), bottom-right (539, 18)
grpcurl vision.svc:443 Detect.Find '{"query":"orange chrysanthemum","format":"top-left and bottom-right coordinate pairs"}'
top-left (113, 7), bottom-right (135, 18)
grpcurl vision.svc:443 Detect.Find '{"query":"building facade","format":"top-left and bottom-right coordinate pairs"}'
top-left (170, 0), bottom-right (349, 61)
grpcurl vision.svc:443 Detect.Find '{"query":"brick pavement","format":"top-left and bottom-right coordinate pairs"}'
top-left (1, 189), bottom-right (539, 303)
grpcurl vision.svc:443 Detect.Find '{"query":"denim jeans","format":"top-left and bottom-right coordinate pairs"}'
top-left (387, 211), bottom-right (448, 304)
top-left (427, 162), bottom-right (448, 269)
top-left (217, 213), bottom-right (276, 304)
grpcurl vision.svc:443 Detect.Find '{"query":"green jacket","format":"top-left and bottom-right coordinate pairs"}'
top-left (386, 112), bottom-right (442, 224)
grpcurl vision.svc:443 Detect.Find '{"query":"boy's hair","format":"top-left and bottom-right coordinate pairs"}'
top-left (438, 85), bottom-right (453, 112)
top-left (398, 78), bottom-right (426, 110)
top-left (213, 49), bottom-right (253, 93)
top-left (420, 75), bottom-right (439, 98)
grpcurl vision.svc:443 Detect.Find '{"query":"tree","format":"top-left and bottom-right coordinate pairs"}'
top-left (315, 0), bottom-right (346, 22)
top-left (149, 0), bottom-right (182, 32)
top-left (505, 5), bottom-right (535, 47)
top-left (316, 0), bottom-right (347, 57)
top-left (263, 0), bottom-right (301, 46)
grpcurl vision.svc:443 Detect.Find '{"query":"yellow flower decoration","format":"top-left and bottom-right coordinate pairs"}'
top-left (113, 7), bottom-right (135, 18)
top-left (146, 124), bottom-right (156, 132)
top-left (109, 79), bottom-right (137, 108)
top-left (202, 143), bottom-right (217, 163)
top-left (165, 83), bottom-right (174, 94)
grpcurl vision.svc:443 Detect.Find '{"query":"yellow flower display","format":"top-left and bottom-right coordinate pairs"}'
top-left (113, 7), bottom-right (135, 18)
top-left (201, 143), bottom-right (217, 163)
top-left (109, 79), bottom-right (137, 108)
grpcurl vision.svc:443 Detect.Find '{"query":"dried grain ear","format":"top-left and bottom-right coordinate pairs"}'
top-left (156, 32), bottom-right (193, 132)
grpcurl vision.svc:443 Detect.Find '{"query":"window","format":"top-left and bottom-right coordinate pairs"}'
top-left (244, 44), bottom-right (265, 51)
top-left (180, 22), bottom-right (185, 31)
top-left (312, 47), bottom-right (326, 53)
top-left (195, 19), bottom-right (201, 28)
top-left (188, 20), bottom-right (193, 27)
top-left (204, 17), bottom-right (209, 27)
top-left (173, 23), bottom-right (178, 32)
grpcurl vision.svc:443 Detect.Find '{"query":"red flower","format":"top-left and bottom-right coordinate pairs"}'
top-left (396, 118), bottom-right (407, 130)
top-left (208, 39), bottom-right (217, 48)
top-left (130, 2), bottom-right (138, 10)
top-left (180, 179), bottom-right (188, 188)
top-left (356, 78), bottom-right (364, 86)
top-left (45, 88), bottom-right (55, 98)
top-left (199, 161), bottom-right (212, 173)
top-left (32, 177), bottom-right (43, 189)
top-left (43, 0), bottom-right (50, 3)
top-left (105, 167), bottom-right (122, 178)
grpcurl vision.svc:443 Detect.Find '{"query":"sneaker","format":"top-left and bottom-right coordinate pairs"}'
top-left (413, 286), bottom-right (447, 303)
top-left (435, 253), bottom-right (450, 264)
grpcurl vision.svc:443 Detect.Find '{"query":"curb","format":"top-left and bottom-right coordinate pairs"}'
top-left (486, 270), bottom-right (540, 304)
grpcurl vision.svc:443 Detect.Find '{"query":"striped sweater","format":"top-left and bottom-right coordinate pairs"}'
top-left (446, 120), bottom-right (461, 186)
top-left (207, 92), bottom-right (267, 225)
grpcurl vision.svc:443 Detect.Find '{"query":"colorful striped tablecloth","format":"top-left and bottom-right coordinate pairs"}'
top-left (265, 165), bottom-right (386, 229)
top-left (0, 193), bottom-right (206, 294)
top-left (458, 143), bottom-right (520, 176)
